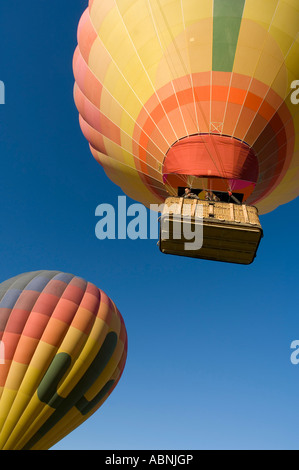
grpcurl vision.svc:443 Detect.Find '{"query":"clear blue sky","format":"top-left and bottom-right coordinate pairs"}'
top-left (0, 1), bottom-right (299, 450)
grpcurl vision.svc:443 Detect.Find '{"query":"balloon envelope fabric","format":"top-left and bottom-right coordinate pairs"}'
top-left (74, 0), bottom-right (299, 214)
top-left (0, 270), bottom-right (127, 450)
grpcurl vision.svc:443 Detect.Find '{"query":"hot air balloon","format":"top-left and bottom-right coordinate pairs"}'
top-left (73, 0), bottom-right (299, 263)
top-left (0, 271), bottom-right (127, 450)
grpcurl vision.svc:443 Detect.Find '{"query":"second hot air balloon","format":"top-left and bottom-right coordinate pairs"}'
top-left (0, 270), bottom-right (127, 450)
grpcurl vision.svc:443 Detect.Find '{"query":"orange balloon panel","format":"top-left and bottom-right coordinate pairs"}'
top-left (73, 0), bottom-right (299, 214)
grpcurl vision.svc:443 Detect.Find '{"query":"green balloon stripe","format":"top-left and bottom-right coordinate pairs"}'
top-left (37, 353), bottom-right (72, 408)
top-left (76, 379), bottom-right (115, 416)
top-left (212, 0), bottom-right (245, 72)
top-left (22, 332), bottom-right (118, 450)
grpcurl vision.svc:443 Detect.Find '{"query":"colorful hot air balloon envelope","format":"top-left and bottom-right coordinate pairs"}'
top-left (0, 271), bottom-right (127, 450)
top-left (73, 0), bottom-right (299, 214)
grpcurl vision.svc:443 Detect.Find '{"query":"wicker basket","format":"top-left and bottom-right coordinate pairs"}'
top-left (159, 197), bottom-right (263, 265)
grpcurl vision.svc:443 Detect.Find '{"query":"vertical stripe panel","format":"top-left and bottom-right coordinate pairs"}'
top-left (212, 0), bottom-right (246, 71)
